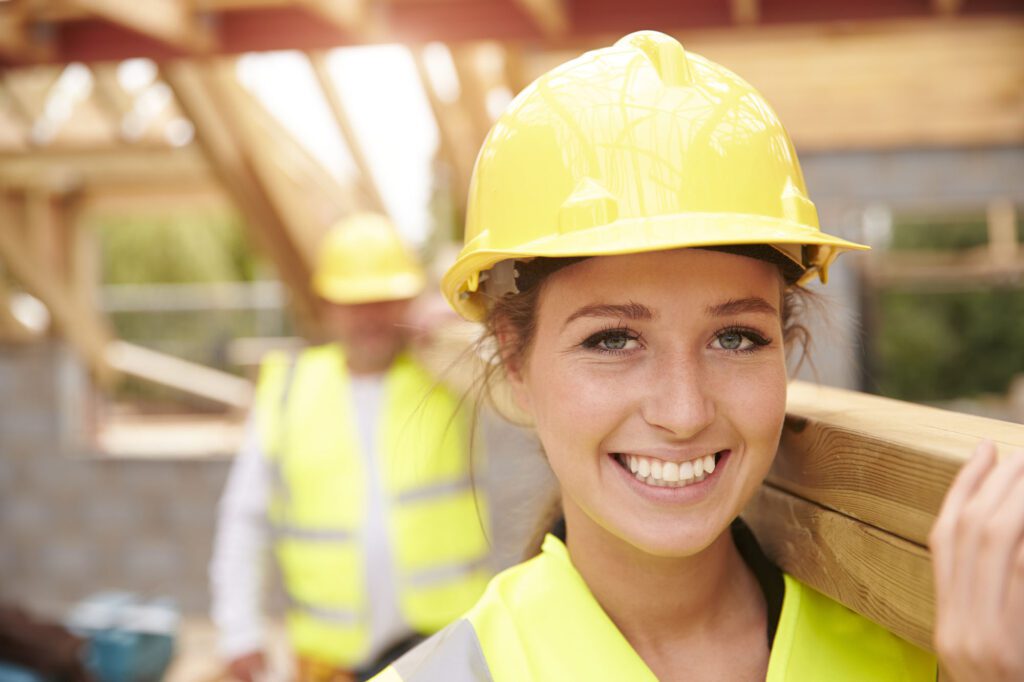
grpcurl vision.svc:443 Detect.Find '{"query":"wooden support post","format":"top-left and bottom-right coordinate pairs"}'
top-left (309, 50), bottom-right (387, 214)
top-left (0, 192), bottom-right (113, 382)
top-left (987, 198), bottom-right (1018, 267)
top-left (743, 380), bottom-right (1024, 652)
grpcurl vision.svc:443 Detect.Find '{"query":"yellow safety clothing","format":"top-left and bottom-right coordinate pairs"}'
top-left (442, 30), bottom-right (870, 321)
top-left (314, 213), bottom-right (426, 305)
top-left (373, 534), bottom-right (936, 681)
top-left (256, 345), bottom-right (491, 667)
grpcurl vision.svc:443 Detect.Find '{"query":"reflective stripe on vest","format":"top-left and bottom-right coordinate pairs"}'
top-left (376, 534), bottom-right (937, 681)
top-left (256, 345), bottom-right (491, 667)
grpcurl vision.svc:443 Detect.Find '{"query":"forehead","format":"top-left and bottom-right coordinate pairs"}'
top-left (539, 249), bottom-right (783, 313)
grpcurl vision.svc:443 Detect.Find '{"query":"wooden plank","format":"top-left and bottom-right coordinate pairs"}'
top-left (743, 485), bottom-right (935, 652)
top-left (308, 50), bottom-right (387, 214)
top-left (0, 145), bottom-right (213, 190)
top-left (105, 340), bottom-right (254, 409)
top-left (772, 381), bottom-right (1024, 548)
top-left (64, 0), bottom-right (215, 54)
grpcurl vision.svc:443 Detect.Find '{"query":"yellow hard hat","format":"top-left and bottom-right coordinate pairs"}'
top-left (312, 212), bottom-right (425, 304)
top-left (443, 30), bottom-right (869, 321)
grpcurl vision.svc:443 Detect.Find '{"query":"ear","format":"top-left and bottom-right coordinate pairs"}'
top-left (495, 325), bottom-right (534, 417)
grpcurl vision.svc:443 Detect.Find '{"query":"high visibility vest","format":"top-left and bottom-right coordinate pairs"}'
top-left (373, 534), bottom-right (937, 681)
top-left (256, 345), bottom-right (491, 667)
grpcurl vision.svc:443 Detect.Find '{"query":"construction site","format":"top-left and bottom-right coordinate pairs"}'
top-left (1, 0), bottom-right (1023, 679)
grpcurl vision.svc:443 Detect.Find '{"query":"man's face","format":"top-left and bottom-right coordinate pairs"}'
top-left (322, 298), bottom-right (412, 373)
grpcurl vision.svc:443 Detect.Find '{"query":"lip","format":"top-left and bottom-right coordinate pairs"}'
top-left (606, 449), bottom-right (731, 504)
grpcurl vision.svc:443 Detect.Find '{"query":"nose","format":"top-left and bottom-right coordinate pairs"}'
top-left (640, 350), bottom-right (716, 439)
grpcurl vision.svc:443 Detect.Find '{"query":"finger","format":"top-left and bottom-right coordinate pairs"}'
top-left (943, 449), bottom-right (1024, 662)
top-left (931, 441), bottom-right (998, 589)
top-left (975, 452), bottom-right (1024, 628)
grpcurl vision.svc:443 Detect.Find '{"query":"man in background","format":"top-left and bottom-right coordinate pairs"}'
top-left (210, 213), bottom-right (491, 682)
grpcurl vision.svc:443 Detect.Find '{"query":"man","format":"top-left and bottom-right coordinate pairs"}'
top-left (210, 213), bottom-right (492, 682)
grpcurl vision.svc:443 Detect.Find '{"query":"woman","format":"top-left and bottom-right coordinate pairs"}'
top-left (375, 31), bottom-right (1024, 681)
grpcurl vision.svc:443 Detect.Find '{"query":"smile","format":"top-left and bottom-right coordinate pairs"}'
top-left (612, 451), bottom-right (726, 488)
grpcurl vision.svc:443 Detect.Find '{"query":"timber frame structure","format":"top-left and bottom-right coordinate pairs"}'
top-left (0, 0), bottom-right (1023, 652)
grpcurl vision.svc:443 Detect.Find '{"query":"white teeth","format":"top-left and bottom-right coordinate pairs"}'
top-left (704, 454), bottom-right (716, 474)
top-left (662, 461), bottom-right (679, 482)
top-left (618, 451), bottom-right (721, 489)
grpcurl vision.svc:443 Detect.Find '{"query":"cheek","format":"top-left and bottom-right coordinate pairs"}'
top-left (723, 357), bottom-right (788, 454)
top-left (523, 356), bottom-right (625, 458)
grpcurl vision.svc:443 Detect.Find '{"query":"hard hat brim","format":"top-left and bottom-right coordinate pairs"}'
top-left (443, 213), bottom-right (869, 321)
top-left (314, 272), bottom-right (426, 305)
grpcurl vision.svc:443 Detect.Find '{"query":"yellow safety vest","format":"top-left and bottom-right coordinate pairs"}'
top-left (373, 534), bottom-right (937, 681)
top-left (256, 345), bottom-right (491, 667)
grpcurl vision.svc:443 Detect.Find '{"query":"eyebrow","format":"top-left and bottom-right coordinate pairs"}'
top-left (564, 302), bottom-right (654, 327)
top-left (706, 297), bottom-right (779, 317)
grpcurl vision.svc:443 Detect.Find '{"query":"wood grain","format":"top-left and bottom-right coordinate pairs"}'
top-left (743, 485), bottom-right (935, 652)
top-left (772, 381), bottom-right (1024, 546)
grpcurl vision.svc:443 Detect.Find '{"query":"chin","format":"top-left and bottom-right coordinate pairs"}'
top-left (606, 515), bottom-right (729, 559)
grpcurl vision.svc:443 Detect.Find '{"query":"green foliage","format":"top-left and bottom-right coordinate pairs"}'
top-left (875, 206), bottom-right (1024, 402)
top-left (91, 208), bottom-right (265, 284)
top-left (875, 289), bottom-right (1024, 401)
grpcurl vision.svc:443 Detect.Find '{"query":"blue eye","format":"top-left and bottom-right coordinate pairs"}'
top-left (712, 327), bottom-right (771, 353)
top-left (581, 329), bottom-right (640, 353)
top-left (718, 331), bottom-right (743, 350)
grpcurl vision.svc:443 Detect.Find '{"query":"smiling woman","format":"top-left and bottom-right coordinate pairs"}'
top-left (371, 30), bottom-right (1024, 682)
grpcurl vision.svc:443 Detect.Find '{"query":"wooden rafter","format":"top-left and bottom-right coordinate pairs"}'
top-left (63, 0), bottom-right (215, 54)
top-left (411, 47), bottom-right (477, 216)
top-left (309, 50), bottom-right (386, 214)
top-left (510, 0), bottom-right (567, 39)
top-left (162, 60), bottom-right (321, 337)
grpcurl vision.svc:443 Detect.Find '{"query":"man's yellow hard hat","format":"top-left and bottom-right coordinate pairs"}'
top-left (313, 212), bottom-right (425, 304)
top-left (442, 30), bottom-right (869, 321)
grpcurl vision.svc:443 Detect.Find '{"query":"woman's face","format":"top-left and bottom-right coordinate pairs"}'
top-left (507, 249), bottom-right (788, 557)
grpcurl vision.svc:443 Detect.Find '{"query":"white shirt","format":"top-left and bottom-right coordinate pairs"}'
top-left (209, 372), bottom-right (408, 666)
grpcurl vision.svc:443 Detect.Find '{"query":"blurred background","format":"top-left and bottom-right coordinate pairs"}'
top-left (0, 0), bottom-right (1022, 678)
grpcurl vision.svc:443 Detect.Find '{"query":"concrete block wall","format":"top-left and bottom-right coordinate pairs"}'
top-left (0, 341), bottom-right (233, 619)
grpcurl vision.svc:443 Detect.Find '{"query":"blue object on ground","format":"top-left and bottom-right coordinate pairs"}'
top-left (66, 593), bottom-right (178, 682)
top-left (0, 662), bottom-right (49, 682)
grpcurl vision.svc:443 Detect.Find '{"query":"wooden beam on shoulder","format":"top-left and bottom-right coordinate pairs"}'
top-left (64, 0), bottom-right (216, 54)
top-left (743, 380), bottom-right (1024, 652)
